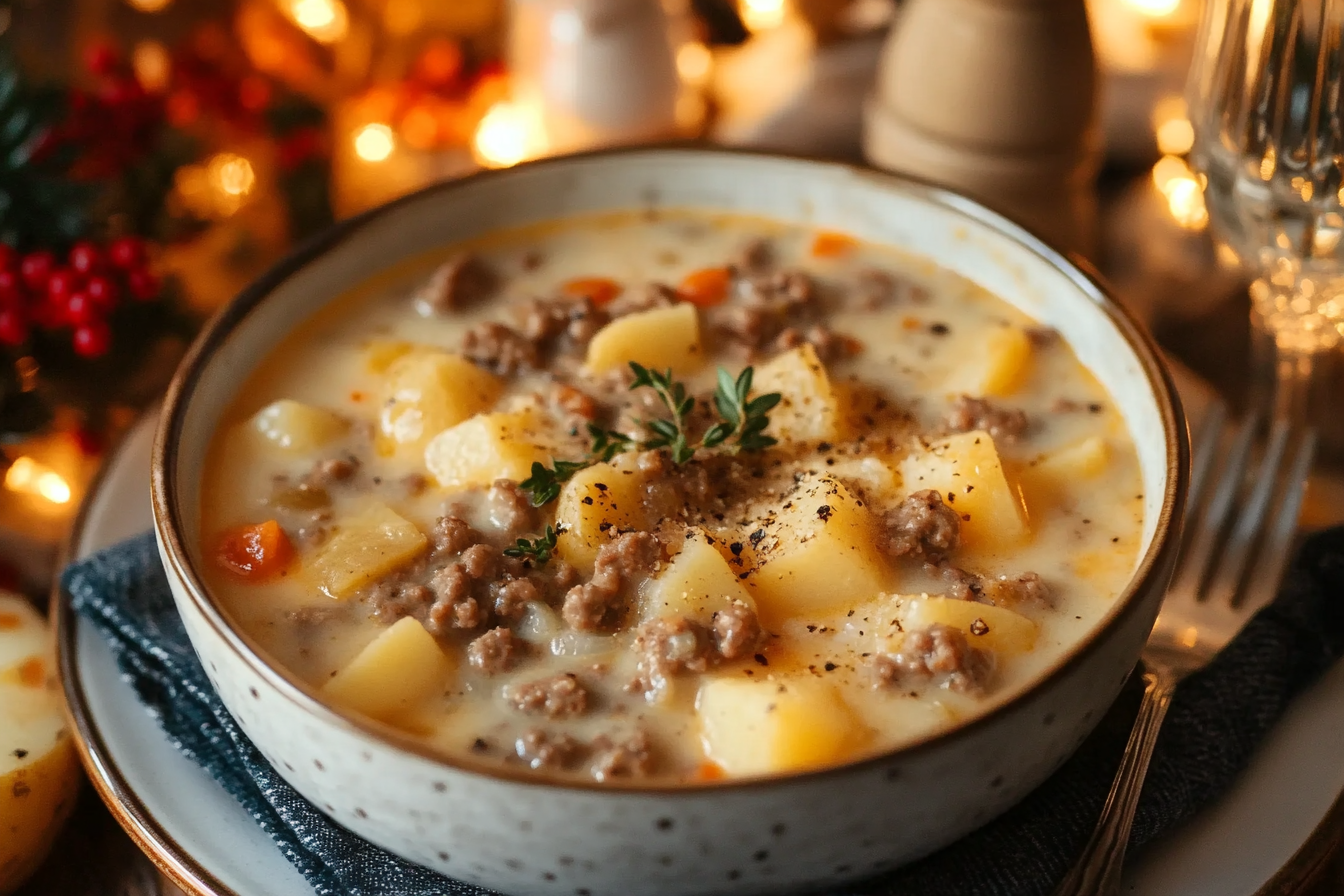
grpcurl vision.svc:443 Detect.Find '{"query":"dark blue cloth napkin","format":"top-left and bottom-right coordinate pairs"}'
top-left (63, 528), bottom-right (1344, 896)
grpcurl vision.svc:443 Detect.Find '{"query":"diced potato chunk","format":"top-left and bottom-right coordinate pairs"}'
top-left (752, 344), bottom-right (839, 443)
top-left (585, 303), bottom-right (702, 375)
top-left (825, 456), bottom-right (900, 503)
top-left (638, 529), bottom-right (757, 625)
top-left (250, 400), bottom-right (348, 453)
top-left (697, 676), bottom-right (861, 776)
top-left (322, 617), bottom-right (454, 723)
top-left (747, 476), bottom-right (890, 623)
top-left (379, 349), bottom-right (503, 454)
top-left (364, 339), bottom-right (414, 374)
top-left (950, 326), bottom-right (1033, 397)
top-left (899, 430), bottom-right (1027, 553)
top-left (555, 462), bottom-right (649, 575)
top-left (310, 502), bottom-right (428, 598)
top-left (1032, 436), bottom-right (1110, 480)
top-left (0, 594), bottom-right (80, 895)
top-left (874, 593), bottom-right (1037, 656)
top-left (1021, 436), bottom-right (1110, 513)
top-left (424, 409), bottom-right (555, 490)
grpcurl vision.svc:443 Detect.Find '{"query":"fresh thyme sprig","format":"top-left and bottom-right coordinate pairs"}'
top-left (502, 525), bottom-right (562, 566)
top-left (629, 362), bottom-right (697, 463)
top-left (711, 365), bottom-right (782, 454)
top-left (517, 362), bottom-right (782, 507)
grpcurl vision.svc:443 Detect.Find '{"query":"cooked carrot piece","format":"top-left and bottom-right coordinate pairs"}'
top-left (677, 267), bottom-right (732, 308)
top-left (694, 759), bottom-right (726, 781)
top-left (562, 277), bottom-right (623, 306)
top-left (215, 520), bottom-right (295, 581)
top-left (811, 231), bottom-right (859, 258)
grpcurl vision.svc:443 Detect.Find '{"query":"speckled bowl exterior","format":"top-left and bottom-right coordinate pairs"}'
top-left (151, 148), bottom-right (1188, 896)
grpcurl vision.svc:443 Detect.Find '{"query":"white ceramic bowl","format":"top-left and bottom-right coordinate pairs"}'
top-left (152, 148), bottom-right (1187, 896)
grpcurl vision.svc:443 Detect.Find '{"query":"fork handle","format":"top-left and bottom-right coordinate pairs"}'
top-left (1051, 668), bottom-right (1177, 896)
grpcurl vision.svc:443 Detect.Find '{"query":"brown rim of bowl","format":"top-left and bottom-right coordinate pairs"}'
top-left (53, 409), bottom-right (245, 896)
top-left (150, 144), bottom-right (1190, 794)
top-left (61, 415), bottom-right (1340, 896)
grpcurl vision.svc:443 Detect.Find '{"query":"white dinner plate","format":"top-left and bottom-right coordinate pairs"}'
top-left (56, 408), bottom-right (1344, 896)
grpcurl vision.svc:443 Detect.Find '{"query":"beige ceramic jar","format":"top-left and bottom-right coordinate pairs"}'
top-left (864, 0), bottom-right (1100, 257)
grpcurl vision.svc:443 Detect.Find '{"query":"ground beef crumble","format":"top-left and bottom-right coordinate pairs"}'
top-left (590, 729), bottom-right (654, 781)
top-left (927, 563), bottom-right (1051, 608)
top-left (506, 673), bottom-right (589, 718)
top-left (874, 623), bottom-right (994, 694)
top-left (944, 395), bottom-right (1028, 443)
top-left (883, 490), bottom-right (961, 561)
top-left (635, 616), bottom-right (711, 682)
top-left (431, 515), bottom-right (483, 557)
top-left (562, 532), bottom-right (662, 631)
top-left (415, 253), bottom-right (497, 314)
top-left (710, 600), bottom-right (763, 660)
top-left (514, 729), bottom-right (582, 770)
top-left (462, 321), bottom-right (540, 375)
top-left (468, 627), bottom-right (519, 674)
top-left (773, 324), bottom-right (862, 363)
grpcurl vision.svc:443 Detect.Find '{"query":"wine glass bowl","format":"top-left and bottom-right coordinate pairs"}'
top-left (1187, 0), bottom-right (1344, 360)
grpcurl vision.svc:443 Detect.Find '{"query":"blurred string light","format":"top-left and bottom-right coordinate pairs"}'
top-left (1151, 154), bottom-right (1208, 230)
top-left (126, 0), bottom-right (172, 11)
top-left (175, 153), bottom-right (256, 218)
top-left (740, 0), bottom-right (787, 32)
top-left (285, 0), bottom-right (349, 43)
top-left (1120, 0), bottom-right (1181, 17)
top-left (132, 40), bottom-right (171, 93)
top-left (1152, 95), bottom-right (1194, 155)
top-left (472, 102), bottom-right (547, 169)
top-left (5, 457), bottom-right (70, 505)
top-left (354, 123), bottom-right (395, 162)
top-left (676, 42), bottom-right (712, 86)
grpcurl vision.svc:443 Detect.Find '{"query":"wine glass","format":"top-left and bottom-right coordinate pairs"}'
top-left (1186, 0), bottom-right (1344, 429)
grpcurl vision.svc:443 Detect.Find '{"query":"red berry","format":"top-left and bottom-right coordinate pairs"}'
top-left (127, 267), bottom-right (159, 301)
top-left (0, 245), bottom-right (17, 271)
top-left (107, 236), bottom-right (146, 270)
top-left (68, 241), bottom-right (103, 276)
top-left (0, 308), bottom-right (28, 346)
top-left (46, 268), bottom-right (81, 303)
top-left (72, 321), bottom-right (111, 358)
top-left (19, 251), bottom-right (55, 290)
top-left (65, 292), bottom-right (101, 327)
top-left (85, 275), bottom-right (120, 309)
top-left (0, 269), bottom-right (22, 304)
top-left (85, 41), bottom-right (121, 77)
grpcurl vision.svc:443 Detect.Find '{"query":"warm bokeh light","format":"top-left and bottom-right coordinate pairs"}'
top-left (5, 457), bottom-right (71, 505)
top-left (677, 42), bottom-right (712, 86)
top-left (1152, 154), bottom-right (1208, 231)
top-left (473, 102), bottom-right (532, 169)
top-left (132, 40), bottom-right (171, 93)
top-left (400, 105), bottom-right (440, 150)
top-left (1119, 0), bottom-right (1181, 17)
top-left (740, 0), bottom-right (787, 32)
top-left (209, 153), bottom-right (256, 199)
top-left (1152, 95), bottom-right (1194, 155)
top-left (126, 0), bottom-right (172, 11)
top-left (286, 0), bottom-right (349, 43)
top-left (354, 123), bottom-right (395, 162)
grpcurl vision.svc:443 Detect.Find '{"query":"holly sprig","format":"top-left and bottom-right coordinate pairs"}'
top-left (518, 362), bottom-right (781, 507)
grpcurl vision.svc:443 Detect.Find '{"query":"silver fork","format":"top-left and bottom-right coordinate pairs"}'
top-left (1052, 402), bottom-right (1316, 896)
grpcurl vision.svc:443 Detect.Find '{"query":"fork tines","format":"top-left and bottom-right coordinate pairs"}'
top-left (1168, 401), bottom-right (1316, 609)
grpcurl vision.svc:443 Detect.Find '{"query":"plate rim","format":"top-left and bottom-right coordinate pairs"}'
top-left (49, 414), bottom-right (1344, 896)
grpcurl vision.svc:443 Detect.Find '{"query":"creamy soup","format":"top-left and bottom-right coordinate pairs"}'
top-left (200, 211), bottom-right (1143, 784)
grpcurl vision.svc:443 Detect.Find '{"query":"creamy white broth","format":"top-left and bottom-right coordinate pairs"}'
top-left (200, 211), bottom-right (1142, 783)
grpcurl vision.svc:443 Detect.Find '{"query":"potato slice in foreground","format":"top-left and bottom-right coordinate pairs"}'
top-left (322, 617), bottom-right (454, 724)
top-left (0, 594), bottom-right (80, 896)
top-left (697, 675), bottom-right (862, 776)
